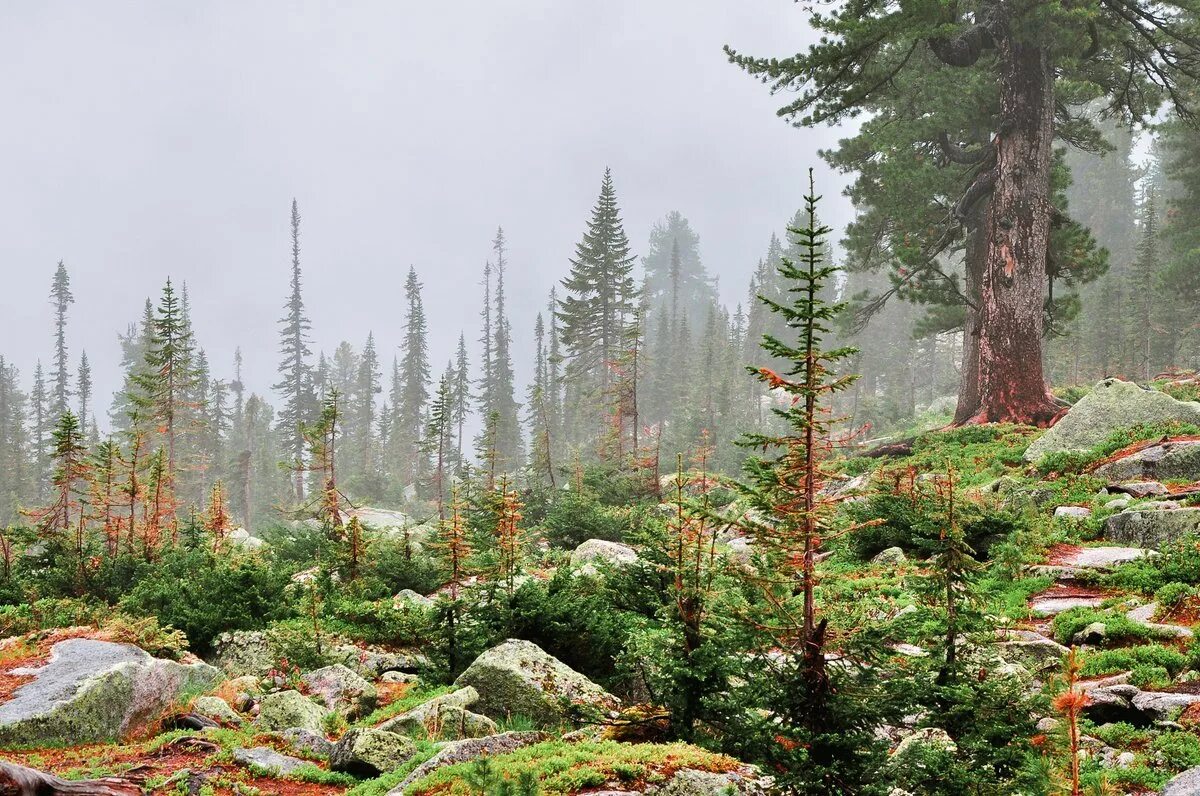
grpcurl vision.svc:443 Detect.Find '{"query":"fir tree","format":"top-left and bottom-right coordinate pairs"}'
top-left (424, 366), bottom-right (455, 521)
top-left (275, 199), bottom-right (315, 503)
top-left (76, 351), bottom-right (93, 441)
top-left (31, 360), bottom-right (49, 501)
top-left (488, 228), bottom-right (523, 472)
top-left (1129, 186), bottom-right (1161, 381)
top-left (451, 334), bottom-right (471, 469)
top-left (557, 169), bottom-right (637, 447)
top-left (49, 261), bottom-right (74, 418)
top-left (399, 267), bottom-right (431, 487)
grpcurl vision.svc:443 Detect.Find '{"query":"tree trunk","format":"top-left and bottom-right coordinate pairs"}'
top-left (968, 37), bottom-right (1061, 426)
top-left (0, 761), bottom-right (141, 796)
top-left (953, 199), bottom-right (987, 424)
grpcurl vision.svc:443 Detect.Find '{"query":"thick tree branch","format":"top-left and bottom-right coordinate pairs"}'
top-left (938, 132), bottom-right (994, 165)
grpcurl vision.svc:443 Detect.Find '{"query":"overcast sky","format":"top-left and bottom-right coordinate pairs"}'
top-left (1, 1), bottom-right (853, 427)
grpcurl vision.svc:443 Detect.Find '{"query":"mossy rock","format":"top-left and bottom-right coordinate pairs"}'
top-left (0, 637), bottom-right (221, 747)
top-left (255, 689), bottom-right (328, 733)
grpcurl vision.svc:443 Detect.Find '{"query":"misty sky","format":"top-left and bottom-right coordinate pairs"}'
top-left (1, 2), bottom-right (853, 427)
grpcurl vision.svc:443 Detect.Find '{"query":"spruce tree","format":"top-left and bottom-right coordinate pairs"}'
top-left (451, 334), bottom-right (471, 469)
top-left (31, 360), bottom-right (49, 501)
top-left (423, 365), bottom-right (455, 520)
top-left (557, 169), bottom-right (637, 448)
top-left (76, 351), bottom-right (93, 441)
top-left (275, 199), bottom-right (315, 503)
top-left (399, 267), bottom-right (431, 488)
top-left (350, 333), bottom-right (382, 498)
top-left (488, 228), bottom-right (523, 472)
top-left (49, 260), bottom-right (74, 418)
top-left (1129, 186), bottom-right (1160, 381)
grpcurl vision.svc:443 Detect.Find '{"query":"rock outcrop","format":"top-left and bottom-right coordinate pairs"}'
top-left (0, 638), bottom-right (221, 747)
top-left (454, 639), bottom-right (620, 725)
top-left (1104, 507), bottom-right (1200, 547)
top-left (1024, 379), bottom-right (1200, 462)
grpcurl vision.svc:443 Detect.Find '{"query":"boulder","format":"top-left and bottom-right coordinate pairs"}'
top-left (1071, 622), bottom-right (1107, 646)
top-left (385, 731), bottom-right (549, 795)
top-left (1054, 506), bottom-right (1092, 519)
top-left (301, 663), bottom-right (377, 717)
top-left (378, 686), bottom-right (497, 738)
top-left (1131, 690), bottom-right (1200, 721)
top-left (280, 726), bottom-right (334, 759)
top-left (330, 727), bottom-right (416, 777)
top-left (382, 671), bottom-right (419, 685)
top-left (332, 645), bottom-right (427, 679)
top-left (210, 630), bottom-right (276, 678)
top-left (393, 589), bottom-right (435, 609)
top-left (1104, 508), bottom-right (1200, 547)
top-left (570, 539), bottom-right (640, 572)
top-left (232, 746), bottom-right (308, 776)
top-left (1106, 481), bottom-right (1169, 498)
top-left (453, 639), bottom-right (620, 725)
top-left (191, 695), bottom-right (242, 726)
top-left (0, 638), bottom-right (221, 747)
top-left (994, 630), bottom-right (1069, 672)
top-left (656, 768), bottom-right (773, 796)
top-left (1024, 379), bottom-right (1200, 462)
top-left (871, 547), bottom-right (907, 566)
top-left (255, 690), bottom-right (328, 733)
top-left (229, 527), bottom-right (266, 549)
top-left (1094, 440), bottom-right (1200, 483)
top-left (1163, 765), bottom-right (1200, 795)
top-left (1029, 595), bottom-right (1105, 617)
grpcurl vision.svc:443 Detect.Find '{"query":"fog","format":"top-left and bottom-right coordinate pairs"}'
top-left (0, 1), bottom-right (850, 419)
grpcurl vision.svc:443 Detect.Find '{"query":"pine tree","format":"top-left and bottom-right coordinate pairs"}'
top-left (76, 351), bottom-right (93, 441)
top-left (642, 212), bottom-right (715, 322)
top-left (0, 359), bottom-right (31, 524)
top-left (1129, 186), bottom-right (1160, 381)
top-left (31, 360), bottom-right (50, 501)
top-left (488, 228), bottom-right (523, 472)
top-left (451, 334), bottom-right (471, 469)
top-left (399, 267), bottom-right (431, 487)
top-left (349, 333), bottom-right (382, 498)
top-left (275, 199), bottom-right (315, 504)
top-left (131, 278), bottom-right (198, 501)
top-left (40, 411), bottom-right (91, 589)
top-left (424, 366), bottom-right (455, 520)
top-left (49, 261), bottom-right (74, 418)
top-left (557, 169), bottom-right (637, 447)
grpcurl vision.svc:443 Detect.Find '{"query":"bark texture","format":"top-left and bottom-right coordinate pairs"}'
top-left (967, 36), bottom-right (1060, 426)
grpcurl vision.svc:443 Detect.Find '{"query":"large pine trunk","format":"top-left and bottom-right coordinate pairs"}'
top-left (967, 37), bottom-right (1061, 426)
top-left (953, 199), bottom-right (987, 425)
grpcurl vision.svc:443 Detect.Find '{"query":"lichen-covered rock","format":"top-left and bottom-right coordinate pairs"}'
top-left (1024, 379), bottom-right (1200, 462)
top-left (453, 639), bottom-right (620, 725)
top-left (1094, 440), bottom-right (1200, 483)
top-left (0, 637), bottom-right (222, 747)
top-left (1104, 508), bottom-right (1200, 548)
top-left (994, 630), bottom-right (1068, 672)
top-left (571, 539), bottom-right (640, 574)
top-left (379, 687), bottom-right (497, 739)
top-left (232, 746), bottom-right (309, 776)
top-left (301, 663), bottom-right (377, 717)
top-left (210, 630), bottom-right (277, 678)
top-left (656, 767), bottom-right (773, 795)
top-left (871, 547), bottom-right (907, 566)
top-left (385, 731), bottom-right (549, 795)
top-left (1054, 505), bottom-right (1092, 519)
top-left (255, 689), bottom-right (328, 733)
top-left (331, 645), bottom-right (427, 678)
top-left (1162, 765), bottom-right (1200, 795)
top-left (393, 589), bottom-right (435, 609)
top-left (191, 695), bottom-right (242, 726)
top-left (330, 727), bottom-right (416, 777)
top-left (280, 726), bottom-right (334, 759)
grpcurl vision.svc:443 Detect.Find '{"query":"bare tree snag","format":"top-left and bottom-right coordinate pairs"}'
top-left (0, 761), bottom-right (141, 796)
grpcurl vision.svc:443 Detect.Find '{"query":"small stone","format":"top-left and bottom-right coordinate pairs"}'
top-left (280, 727), bottom-right (334, 759)
top-left (191, 696), bottom-right (242, 726)
top-left (382, 671), bottom-right (419, 685)
top-left (1055, 506), bottom-right (1092, 519)
top-left (1071, 622), bottom-right (1107, 646)
top-left (232, 746), bottom-right (308, 776)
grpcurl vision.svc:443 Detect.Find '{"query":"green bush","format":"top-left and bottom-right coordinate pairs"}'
top-left (1052, 607), bottom-right (1154, 646)
top-left (1155, 582), bottom-right (1195, 610)
top-left (120, 547), bottom-right (292, 653)
top-left (1079, 644), bottom-right (1188, 680)
top-left (542, 491), bottom-right (628, 548)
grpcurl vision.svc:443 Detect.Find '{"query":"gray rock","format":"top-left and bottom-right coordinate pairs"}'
top-left (378, 686), bottom-right (497, 738)
top-left (570, 539), bottom-right (640, 571)
top-left (382, 671), bottom-right (419, 684)
top-left (255, 690), bottom-right (328, 733)
top-left (232, 746), bottom-right (309, 776)
top-left (280, 727), bottom-right (334, 759)
top-left (1030, 596), bottom-right (1105, 617)
top-left (1163, 765), bottom-right (1200, 795)
top-left (1071, 621), bottom-right (1107, 646)
top-left (656, 768), bottom-right (773, 795)
top-left (994, 630), bottom-right (1069, 672)
top-left (192, 695), bottom-right (242, 726)
top-left (385, 731), bottom-right (549, 795)
top-left (871, 547), bottom-right (907, 566)
top-left (1131, 690), bottom-right (1200, 721)
top-left (211, 630), bottom-right (277, 678)
top-left (1094, 441), bottom-right (1200, 483)
top-left (0, 638), bottom-right (222, 747)
top-left (1104, 508), bottom-right (1200, 547)
top-left (1024, 378), bottom-right (1200, 462)
top-left (333, 645), bottom-right (427, 678)
top-left (330, 727), bottom-right (416, 777)
top-left (1106, 481), bottom-right (1170, 498)
top-left (1055, 505), bottom-right (1093, 519)
top-left (301, 663), bottom-right (377, 717)
top-left (454, 639), bottom-right (620, 725)
top-left (393, 589), bottom-right (435, 609)
top-left (891, 727), bottom-right (957, 759)
top-left (1105, 497), bottom-right (1132, 510)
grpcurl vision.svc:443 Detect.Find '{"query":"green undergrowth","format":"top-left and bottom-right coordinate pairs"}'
top-left (400, 740), bottom-right (737, 796)
top-left (356, 684), bottom-right (456, 727)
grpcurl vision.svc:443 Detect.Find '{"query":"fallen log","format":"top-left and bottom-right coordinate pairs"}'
top-left (0, 761), bottom-right (141, 795)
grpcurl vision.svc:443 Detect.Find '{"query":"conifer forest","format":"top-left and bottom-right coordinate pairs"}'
top-left (16, 2), bottom-right (1200, 794)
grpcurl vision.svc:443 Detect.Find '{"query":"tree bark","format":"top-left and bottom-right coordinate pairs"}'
top-left (953, 198), bottom-right (987, 424)
top-left (966, 36), bottom-right (1061, 426)
top-left (0, 761), bottom-right (141, 796)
